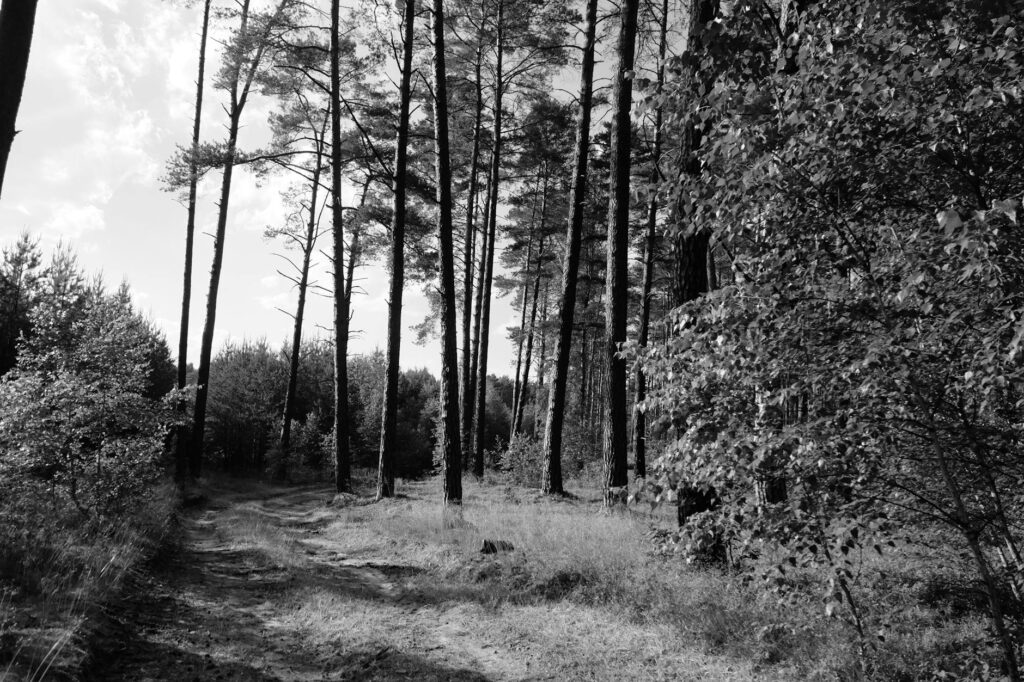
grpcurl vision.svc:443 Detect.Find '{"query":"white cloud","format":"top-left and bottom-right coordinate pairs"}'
top-left (40, 158), bottom-right (70, 184)
top-left (258, 291), bottom-right (290, 311)
top-left (84, 109), bottom-right (160, 187)
top-left (45, 203), bottom-right (106, 240)
top-left (93, 0), bottom-right (124, 13)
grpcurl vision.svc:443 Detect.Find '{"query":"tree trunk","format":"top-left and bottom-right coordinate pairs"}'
top-left (431, 0), bottom-right (464, 506)
top-left (510, 287), bottom-right (528, 430)
top-left (0, 0), bottom-right (39, 198)
top-left (532, 282), bottom-right (549, 436)
top-left (472, 179), bottom-right (498, 475)
top-left (671, 217), bottom-right (710, 306)
top-left (670, 0), bottom-right (719, 309)
top-left (175, 0), bottom-right (213, 483)
top-left (578, 326), bottom-right (588, 418)
top-left (460, 43), bottom-right (485, 465)
top-left (510, 229), bottom-right (536, 431)
top-left (603, 0), bottom-right (639, 505)
top-left (331, 0), bottom-right (352, 493)
top-left (191, 0), bottom-right (256, 478)
top-left (631, 0), bottom-right (668, 481)
top-left (511, 172), bottom-right (547, 437)
top-left (472, 0), bottom-right (504, 478)
top-left (376, 0), bottom-right (417, 500)
top-left (466, 167), bottom-right (492, 467)
top-left (278, 156), bottom-right (322, 476)
top-left (541, 0), bottom-right (598, 495)
top-left (929, 429), bottom-right (1021, 681)
top-left (514, 233), bottom-right (545, 438)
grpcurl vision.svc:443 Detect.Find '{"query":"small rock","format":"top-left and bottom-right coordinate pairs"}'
top-left (480, 539), bottom-right (514, 554)
top-left (327, 493), bottom-right (358, 507)
top-left (182, 493), bottom-right (208, 508)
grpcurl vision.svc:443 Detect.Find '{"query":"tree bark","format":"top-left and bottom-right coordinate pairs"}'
top-left (532, 281), bottom-right (549, 436)
top-left (278, 152), bottom-right (323, 474)
top-left (191, 0), bottom-right (258, 477)
top-left (331, 0), bottom-right (352, 493)
top-left (670, 0), bottom-right (719, 309)
top-left (510, 229), bottom-right (536, 431)
top-left (0, 0), bottom-right (39, 198)
top-left (929, 428), bottom-right (1021, 681)
top-left (604, 0), bottom-right (640, 505)
top-left (460, 43), bottom-right (485, 466)
top-left (541, 0), bottom-right (598, 495)
top-left (511, 172), bottom-right (546, 436)
top-left (472, 176), bottom-right (498, 475)
top-left (513, 229), bottom-right (545, 438)
top-left (631, 0), bottom-right (668, 480)
top-left (431, 0), bottom-right (464, 506)
top-left (175, 0), bottom-right (213, 483)
top-left (466, 167), bottom-right (492, 467)
top-left (376, 0), bottom-right (417, 500)
top-left (472, 0), bottom-right (504, 478)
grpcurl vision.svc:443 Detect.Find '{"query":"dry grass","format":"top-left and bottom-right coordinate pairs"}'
top-left (67, 471), bottom-right (998, 680)
top-left (289, 473), bottom-right (998, 681)
top-left (291, 476), bottom-right (810, 679)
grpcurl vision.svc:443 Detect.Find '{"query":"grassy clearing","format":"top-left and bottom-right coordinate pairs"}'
top-left (82, 470), bottom-right (998, 680)
top-left (295, 472), bottom-right (997, 680)
top-left (0, 483), bottom-right (177, 680)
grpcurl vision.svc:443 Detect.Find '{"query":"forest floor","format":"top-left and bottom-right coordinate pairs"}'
top-left (82, 474), bottom-right (776, 682)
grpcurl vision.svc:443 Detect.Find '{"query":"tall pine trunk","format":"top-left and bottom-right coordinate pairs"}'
top-left (460, 45), bottom-right (485, 462)
top-left (330, 0), bottom-right (352, 493)
top-left (0, 0), bottom-right (39, 198)
top-left (431, 0), bottom-right (464, 506)
top-left (528, 281), bottom-right (549, 436)
top-left (376, 0), bottom-right (417, 500)
top-left (192, 0), bottom-right (257, 477)
top-left (541, 0), bottom-right (598, 495)
top-left (514, 251), bottom-right (542, 437)
top-left (511, 173), bottom-right (545, 433)
top-left (513, 220), bottom-right (546, 438)
top-left (472, 180), bottom-right (498, 476)
top-left (466, 168), bottom-right (493, 467)
top-left (510, 229), bottom-right (536, 429)
top-left (279, 150), bottom-right (323, 474)
top-left (631, 0), bottom-right (669, 480)
top-left (472, 0), bottom-right (504, 478)
top-left (176, 0), bottom-right (212, 483)
top-left (604, 0), bottom-right (640, 505)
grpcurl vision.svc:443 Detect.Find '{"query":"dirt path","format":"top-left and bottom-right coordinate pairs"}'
top-left (85, 485), bottom-right (530, 682)
top-left (84, 481), bottom-right (763, 682)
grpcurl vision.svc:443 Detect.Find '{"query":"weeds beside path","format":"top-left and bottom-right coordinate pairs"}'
top-left (85, 477), bottom-right (766, 681)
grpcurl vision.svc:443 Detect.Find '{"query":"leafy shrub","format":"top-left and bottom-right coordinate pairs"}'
top-left (638, 1), bottom-right (1024, 674)
top-left (0, 281), bottom-right (172, 523)
top-left (502, 435), bottom-right (544, 488)
top-left (0, 244), bottom-right (176, 676)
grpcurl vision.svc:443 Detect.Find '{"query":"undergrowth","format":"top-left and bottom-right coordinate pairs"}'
top-left (0, 482), bottom-right (177, 680)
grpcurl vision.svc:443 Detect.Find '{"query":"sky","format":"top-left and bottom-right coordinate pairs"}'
top-left (0, 0), bottom-right (522, 378)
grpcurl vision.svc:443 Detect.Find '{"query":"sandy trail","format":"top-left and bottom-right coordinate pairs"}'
top-left (83, 481), bottom-right (763, 682)
top-left (85, 485), bottom-right (527, 681)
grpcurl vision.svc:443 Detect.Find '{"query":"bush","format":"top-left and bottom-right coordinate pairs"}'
top-left (0, 281), bottom-right (172, 522)
top-left (0, 247), bottom-right (176, 676)
top-left (502, 435), bottom-right (544, 488)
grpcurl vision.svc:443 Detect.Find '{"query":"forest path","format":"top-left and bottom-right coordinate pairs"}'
top-left (85, 482), bottom-right (525, 681)
top-left (85, 477), bottom-right (760, 681)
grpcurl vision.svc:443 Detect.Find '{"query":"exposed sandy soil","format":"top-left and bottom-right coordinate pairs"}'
top-left (83, 481), bottom-right (760, 682)
top-left (83, 485), bottom-right (532, 681)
